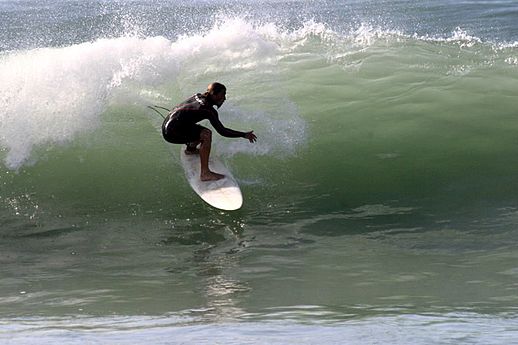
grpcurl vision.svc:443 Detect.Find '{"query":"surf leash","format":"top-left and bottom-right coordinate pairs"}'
top-left (147, 105), bottom-right (171, 119)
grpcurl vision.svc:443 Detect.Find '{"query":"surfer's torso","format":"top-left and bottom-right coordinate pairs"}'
top-left (166, 94), bottom-right (217, 127)
top-left (162, 94), bottom-right (245, 143)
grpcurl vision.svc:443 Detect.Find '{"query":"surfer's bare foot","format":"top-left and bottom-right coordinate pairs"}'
top-left (200, 171), bottom-right (225, 181)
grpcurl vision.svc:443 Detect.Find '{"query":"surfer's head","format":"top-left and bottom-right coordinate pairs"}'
top-left (205, 82), bottom-right (226, 108)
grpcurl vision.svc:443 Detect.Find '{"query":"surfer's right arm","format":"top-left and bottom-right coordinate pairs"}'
top-left (244, 131), bottom-right (257, 143)
top-left (208, 112), bottom-right (255, 141)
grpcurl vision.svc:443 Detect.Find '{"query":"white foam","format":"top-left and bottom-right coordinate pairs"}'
top-left (174, 17), bottom-right (281, 73)
top-left (0, 36), bottom-right (179, 169)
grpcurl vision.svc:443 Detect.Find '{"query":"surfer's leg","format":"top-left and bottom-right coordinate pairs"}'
top-left (183, 125), bottom-right (204, 155)
top-left (199, 128), bottom-right (224, 181)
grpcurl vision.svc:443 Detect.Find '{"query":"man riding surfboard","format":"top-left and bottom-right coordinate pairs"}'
top-left (162, 82), bottom-right (257, 181)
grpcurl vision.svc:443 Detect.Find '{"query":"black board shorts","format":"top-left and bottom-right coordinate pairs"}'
top-left (162, 118), bottom-right (204, 144)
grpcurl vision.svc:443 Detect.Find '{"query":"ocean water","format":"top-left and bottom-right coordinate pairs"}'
top-left (1, 0), bottom-right (518, 343)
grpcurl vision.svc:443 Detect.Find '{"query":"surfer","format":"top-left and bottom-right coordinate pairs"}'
top-left (162, 82), bottom-right (257, 181)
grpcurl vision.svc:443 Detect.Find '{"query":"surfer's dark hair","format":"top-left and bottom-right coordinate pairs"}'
top-left (204, 82), bottom-right (226, 97)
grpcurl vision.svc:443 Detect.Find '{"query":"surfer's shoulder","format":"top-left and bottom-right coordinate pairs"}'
top-left (194, 93), bottom-right (207, 106)
top-left (194, 93), bottom-right (218, 116)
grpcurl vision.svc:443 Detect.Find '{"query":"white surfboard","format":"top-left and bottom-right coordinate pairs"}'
top-left (180, 149), bottom-right (243, 211)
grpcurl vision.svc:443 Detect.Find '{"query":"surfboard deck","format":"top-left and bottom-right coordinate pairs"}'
top-left (180, 149), bottom-right (243, 211)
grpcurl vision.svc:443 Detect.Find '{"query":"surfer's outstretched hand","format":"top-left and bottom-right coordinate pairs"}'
top-left (245, 131), bottom-right (257, 143)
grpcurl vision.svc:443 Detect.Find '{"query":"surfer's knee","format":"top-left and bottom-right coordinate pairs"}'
top-left (200, 128), bottom-right (212, 142)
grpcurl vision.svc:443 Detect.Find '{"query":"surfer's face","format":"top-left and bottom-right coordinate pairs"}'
top-left (212, 90), bottom-right (226, 108)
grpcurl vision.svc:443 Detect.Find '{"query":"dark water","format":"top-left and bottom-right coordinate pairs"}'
top-left (1, 0), bottom-right (518, 343)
